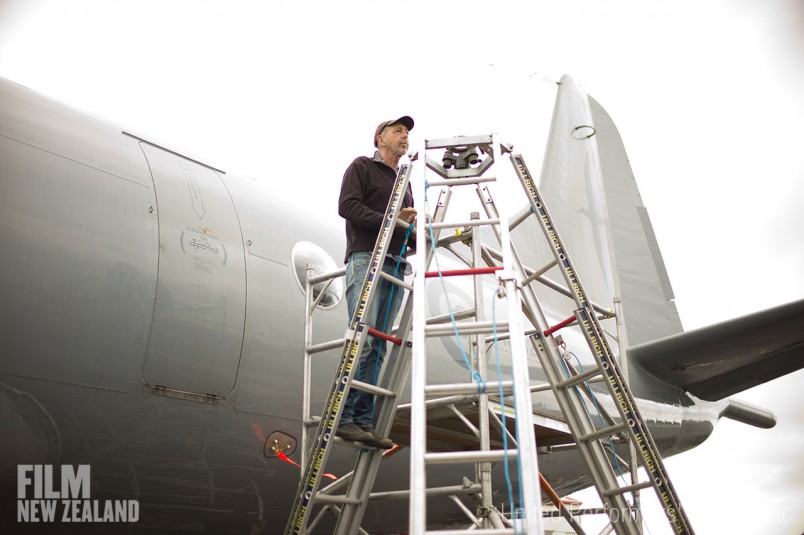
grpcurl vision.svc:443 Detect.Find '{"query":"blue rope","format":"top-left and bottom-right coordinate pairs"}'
top-left (371, 222), bottom-right (415, 392)
top-left (559, 349), bottom-right (628, 481)
top-left (492, 292), bottom-right (521, 534)
top-left (377, 224), bottom-right (415, 335)
top-left (423, 181), bottom-right (486, 393)
top-left (367, 220), bottom-right (414, 422)
top-left (558, 346), bottom-right (654, 526)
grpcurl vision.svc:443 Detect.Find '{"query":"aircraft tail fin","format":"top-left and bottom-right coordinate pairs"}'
top-left (538, 76), bottom-right (804, 403)
top-left (585, 91), bottom-right (685, 347)
top-left (532, 76), bottom-right (684, 349)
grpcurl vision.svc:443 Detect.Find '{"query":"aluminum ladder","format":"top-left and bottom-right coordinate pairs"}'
top-left (406, 134), bottom-right (547, 534)
top-left (404, 135), bottom-right (695, 534)
top-left (287, 133), bottom-right (695, 535)
top-left (500, 154), bottom-right (696, 535)
top-left (286, 134), bottom-right (550, 534)
top-left (284, 159), bottom-right (418, 535)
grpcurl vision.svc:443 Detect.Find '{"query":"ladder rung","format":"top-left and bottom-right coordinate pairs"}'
top-left (521, 259), bottom-right (558, 286)
top-left (579, 422), bottom-right (628, 442)
top-left (426, 308), bottom-right (476, 325)
top-left (426, 175), bottom-right (497, 188)
top-left (426, 321), bottom-right (509, 337)
top-left (394, 218), bottom-right (425, 239)
top-left (426, 217), bottom-right (500, 230)
top-left (396, 393), bottom-right (479, 413)
top-left (378, 270), bottom-right (413, 291)
top-left (366, 327), bottom-right (404, 346)
top-left (425, 381), bottom-right (511, 397)
top-left (555, 367), bottom-right (602, 389)
top-left (425, 449), bottom-right (518, 465)
top-left (482, 244), bottom-right (615, 316)
top-left (543, 314), bottom-right (576, 336)
top-left (508, 203), bottom-right (534, 231)
top-left (308, 267), bottom-right (346, 285)
top-left (351, 380), bottom-right (397, 398)
top-left (602, 480), bottom-right (654, 496)
top-left (425, 266), bottom-right (503, 278)
top-left (307, 338), bottom-right (346, 354)
top-left (485, 326), bottom-right (539, 343)
top-left (314, 494), bottom-right (364, 505)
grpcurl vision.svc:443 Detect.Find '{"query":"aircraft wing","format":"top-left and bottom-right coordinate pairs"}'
top-left (628, 298), bottom-right (804, 401)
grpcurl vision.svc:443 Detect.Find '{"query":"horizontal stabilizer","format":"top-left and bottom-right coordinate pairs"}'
top-left (629, 298), bottom-right (804, 401)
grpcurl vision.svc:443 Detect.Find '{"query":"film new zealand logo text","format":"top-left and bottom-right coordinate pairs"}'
top-left (17, 465), bottom-right (139, 523)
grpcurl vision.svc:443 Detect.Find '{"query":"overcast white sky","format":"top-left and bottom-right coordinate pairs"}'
top-left (1, 1), bottom-right (802, 533)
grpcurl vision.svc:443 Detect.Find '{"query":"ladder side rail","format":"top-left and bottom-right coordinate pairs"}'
top-left (408, 166), bottom-right (473, 535)
top-left (470, 210), bottom-right (494, 528)
top-left (508, 154), bottom-right (597, 313)
top-left (614, 297), bottom-right (644, 528)
top-left (373, 295), bottom-right (416, 433)
top-left (301, 265), bottom-right (316, 472)
top-left (285, 162), bottom-right (415, 535)
top-left (576, 309), bottom-right (694, 534)
top-left (514, 271), bottom-right (639, 530)
top-left (490, 137), bottom-right (544, 535)
top-left (511, 154), bottom-right (694, 534)
top-left (423, 185), bottom-right (453, 267)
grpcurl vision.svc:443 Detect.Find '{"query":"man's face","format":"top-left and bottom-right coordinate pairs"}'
top-left (379, 123), bottom-right (409, 157)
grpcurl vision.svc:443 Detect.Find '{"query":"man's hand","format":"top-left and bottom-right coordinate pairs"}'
top-left (399, 207), bottom-right (417, 224)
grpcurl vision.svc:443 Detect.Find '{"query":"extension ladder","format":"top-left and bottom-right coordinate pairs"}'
top-left (284, 159), bottom-right (417, 535)
top-left (506, 155), bottom-right (695, 535)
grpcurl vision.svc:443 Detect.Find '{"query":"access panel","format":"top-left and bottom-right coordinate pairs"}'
top-left (141, 143), bottom-right (246, 396)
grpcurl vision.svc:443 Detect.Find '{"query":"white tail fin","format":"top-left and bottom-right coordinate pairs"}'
top-left (538, 75), bottom-right (683, 347)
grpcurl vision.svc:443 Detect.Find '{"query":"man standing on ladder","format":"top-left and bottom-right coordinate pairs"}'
top-left (337, 115), bottom-right (417, 449)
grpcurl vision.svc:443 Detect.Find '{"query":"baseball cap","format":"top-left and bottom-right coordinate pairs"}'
top-left (374, 115), bottom-right (414, 147)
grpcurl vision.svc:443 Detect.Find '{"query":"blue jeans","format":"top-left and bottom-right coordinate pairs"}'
top-left (341, 252), bottom-right (405, 428)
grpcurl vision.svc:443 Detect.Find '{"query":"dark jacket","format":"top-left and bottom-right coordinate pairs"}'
top-left (338, 154), bottom-right (415, 263)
